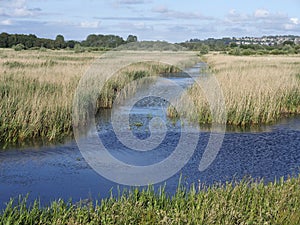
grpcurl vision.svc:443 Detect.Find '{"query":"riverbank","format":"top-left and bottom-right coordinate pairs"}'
top-left (2, 50), bottom-right (299, 147)
top-left (170, 54), bottom-right (300, 126)
top-left (0, 49), bottom-right (197, 147)
top-left (1, 176), bottom-right (300, 224)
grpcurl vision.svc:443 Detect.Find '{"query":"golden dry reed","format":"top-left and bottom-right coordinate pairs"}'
top-left (0, 49), bottom-right (197, 146)
top-left (174, 54), bottom-right (300, 126)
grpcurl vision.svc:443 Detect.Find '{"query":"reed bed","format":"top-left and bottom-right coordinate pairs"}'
top-left (0, 49), bottom-right (197, 146)
top-left (173, 54), bottom-right (300, 126)
top-left (1, 176), bottom-right (300, 224)
top-left (96, 62), bottom-right (181, 109)
top-left (0, 49), bottom-right (94, 146)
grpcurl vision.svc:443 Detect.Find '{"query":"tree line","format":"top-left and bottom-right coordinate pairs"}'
top-left (0, 33), bottom-right (138, 50)
top-left (179, 37), bottom-right (300, 55)
top-left (1, 32), bottom-right (299, 55)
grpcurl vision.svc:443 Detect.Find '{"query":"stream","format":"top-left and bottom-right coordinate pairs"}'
top-left (0, 63), bottom-right (300, 208)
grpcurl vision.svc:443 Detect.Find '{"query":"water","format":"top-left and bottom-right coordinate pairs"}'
top-left (0, 63), bottom-right (300, 208)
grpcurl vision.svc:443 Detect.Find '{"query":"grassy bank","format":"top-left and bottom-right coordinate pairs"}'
top-left (172, 54), bottom-right (300, 126)
top-left (0, 49), bottom-right (197, 147)
top-left (0, 49), bottom-right (96, 146)
top-left (1, 176), bottom-right (300, 224)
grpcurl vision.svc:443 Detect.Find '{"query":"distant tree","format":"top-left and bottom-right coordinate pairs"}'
top-left (39, 38), bottom-right (55, 49)
top-left (106, 35), bottom-right (125, 48)
top-left (66, 40), bottom-right (77, 48)
top-left (83, 34), bottom-right (98, 47)
top-left (24, 34), bottom-right (37, 48)
top-left (82, 34), bottom-right (125, 48)
top-left (126, 35), bottom-right (138, 43)
top-left (54, 34), bottom-right (66, 49)
top-left (7, 34), bottom-right (17, 47)
top-left (229, 42), bottom-right (238, 48)
top-left (0, 32), bottom-right (9, 48)
top-left (283, 40), bottom-right (295, 46)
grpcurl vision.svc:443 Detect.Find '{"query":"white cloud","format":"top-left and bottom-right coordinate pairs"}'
top-left (14, 7), bottom-right (33, 16)
top-left (283, 18), bottom-right (300, 31)
top-left (254, 9), bottom-right (270, 18)
top-left (0, 0), bottom-right (40, 17)
top-left (0, 19), bottom-right (13, 25)
top-left (79, 21), bottom-right (101, 28)
top-left (226, 9), bottom-right (249, 22)
top-left (290, 18), bottom-right (300, 25)
top-left (221, 8), bottom-right (300, 36)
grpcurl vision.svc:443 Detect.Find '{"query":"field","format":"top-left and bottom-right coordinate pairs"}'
top-left (0, 49), bottom-right (197, 147)
top-left (1, 176), bottom-right (300, 224)
top-left (172, 54), bottom-right (300, 126)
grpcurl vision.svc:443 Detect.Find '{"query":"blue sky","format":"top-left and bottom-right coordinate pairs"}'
top-left (0, 0), bottom-right (299, 42)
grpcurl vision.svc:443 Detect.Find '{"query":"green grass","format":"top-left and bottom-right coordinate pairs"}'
top-left (1, 176), bottom-right (300, 224)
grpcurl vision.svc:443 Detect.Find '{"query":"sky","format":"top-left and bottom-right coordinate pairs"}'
top-left (0, 0), bottom-right (300, 42)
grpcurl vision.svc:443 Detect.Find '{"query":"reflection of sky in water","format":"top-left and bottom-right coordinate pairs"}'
top-left (1, 120), bottom-right (300, 209)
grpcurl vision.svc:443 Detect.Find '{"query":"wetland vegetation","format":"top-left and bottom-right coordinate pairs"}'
top-left (0, 49), bottom-right (197, 146)
top-left (1, 38), bottom-right (300, 224)
top-left (1, 48), bottom-right (300, 144)
top-left (170, 54), bottom-right (300, 126)
top-left (1, 176), bottom-right (300, 224)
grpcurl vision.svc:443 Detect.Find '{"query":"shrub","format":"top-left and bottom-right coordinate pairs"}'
top-left (74, 44), bottom-right (85, 53)
top-left (13, 43), bottom-right (25, 51)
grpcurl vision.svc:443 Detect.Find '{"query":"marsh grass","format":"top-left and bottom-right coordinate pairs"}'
top-left (1, 176), bottom-right (300, 224)
top-left (97, 62), bottom-right (181, 109)
top-left (172, 54), bottom-right (300, 126)
top-left (0, 49), bottom-right (197, 146)
top-left (0, 50), bottom-right (93, 146)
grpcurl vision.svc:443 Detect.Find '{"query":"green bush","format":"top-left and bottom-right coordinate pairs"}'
top-left (241, 49), bottom-right (255, 56)
top-left (12, 44), bottom-right (25, 51)
top-left (39, 47), bottom-right (47, 52)
top-left (282, 45), bottom-right (296, 54)
top-left (228, 47), bottom-right (241, 55)
top-left (74, 44), bottom-right (85, 53)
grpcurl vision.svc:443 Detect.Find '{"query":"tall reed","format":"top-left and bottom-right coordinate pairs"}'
top-left (173, 54), bottom-right (300, 126)
top-left (0, 49), bottom-right (197, 146)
